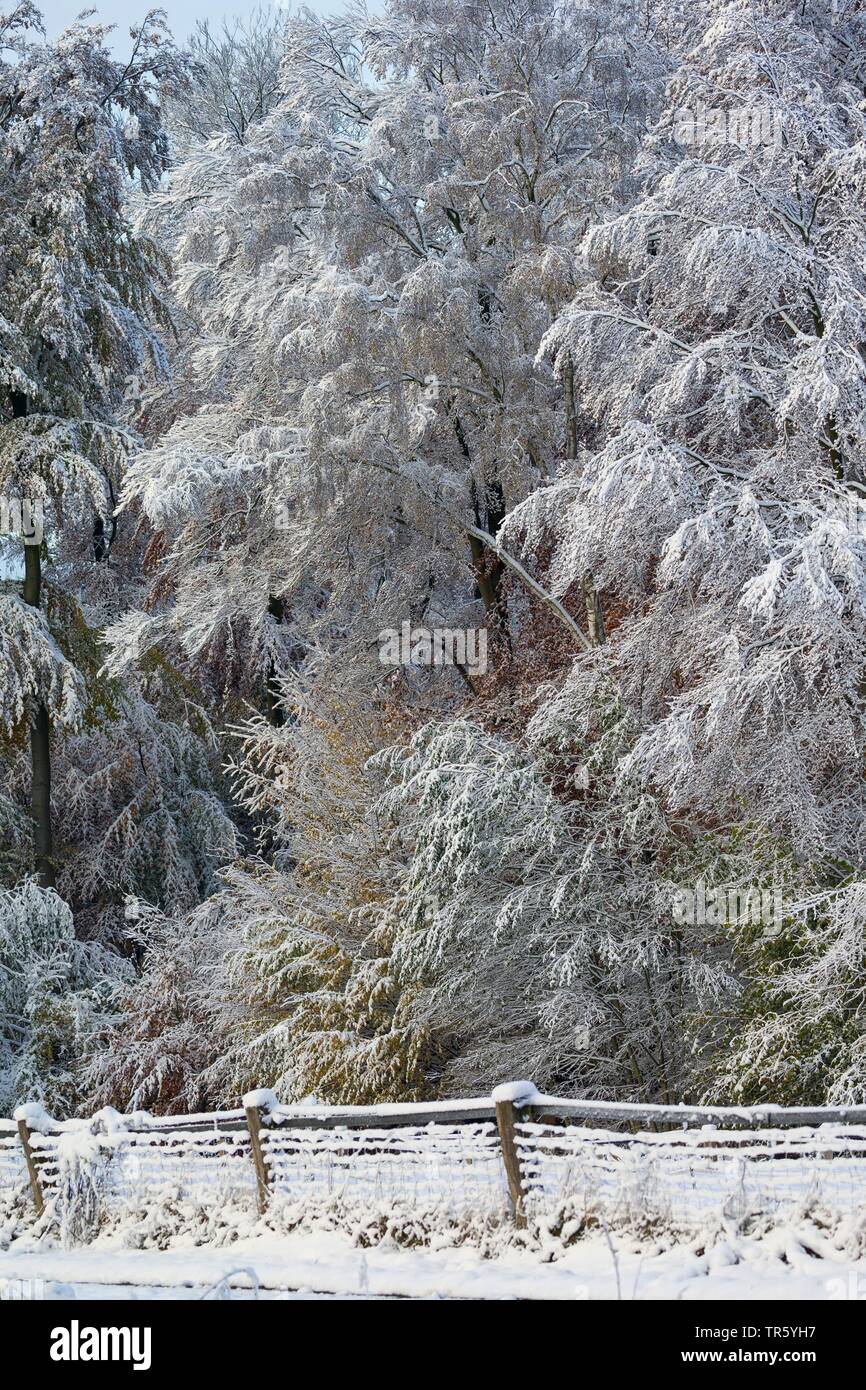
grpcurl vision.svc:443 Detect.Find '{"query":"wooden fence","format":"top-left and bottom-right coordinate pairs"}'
top-left (5, 1082), bottom-right (866, 1234)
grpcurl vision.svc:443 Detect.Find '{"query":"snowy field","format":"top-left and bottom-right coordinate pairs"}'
top-left (3, 1225), bottom-right (866, 1301)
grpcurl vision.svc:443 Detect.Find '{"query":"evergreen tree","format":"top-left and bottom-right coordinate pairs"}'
top-left (0, 3), bottom-right (190, 888)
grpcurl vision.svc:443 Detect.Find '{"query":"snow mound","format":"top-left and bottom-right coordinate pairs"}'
top-left (491, 1081), bottom-right (539, 1105)
top-left (242, 1088), bottom-right (279, 1113)
top-left (13, 1102), bottom-right (54, 1132)
top-left (90, 1107), bottom-right (128, 1135)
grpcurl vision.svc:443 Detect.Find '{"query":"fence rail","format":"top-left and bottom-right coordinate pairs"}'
top-left (4, 1082), bottom-right (866, 1238)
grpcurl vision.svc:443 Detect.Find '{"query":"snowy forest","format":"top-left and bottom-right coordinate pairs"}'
top-left (2, 0), bottom-right (866, 1123)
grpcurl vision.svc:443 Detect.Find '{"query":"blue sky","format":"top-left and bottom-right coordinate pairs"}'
top-left (35, 1), bottom-right (345, 51)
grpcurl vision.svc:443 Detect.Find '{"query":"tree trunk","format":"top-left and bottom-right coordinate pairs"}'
top-left (12, 391), bottom-right (55, 888)
top-left (467, 528), bottom-right (503, 616)
top-left (455, 419), bottom-right (509, 642)
top-left (265, 593), bottom-right (286, 727)
top-left (582, 569), bottom-right (606, 647)
top-left (562, 356), bottom-right (578, 461)
top-left (563, 357), bottom-right (606, 647)
top-left (468, 478), bottom-right (511, 651)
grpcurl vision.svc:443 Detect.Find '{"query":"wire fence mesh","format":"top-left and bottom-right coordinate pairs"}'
top-left (5, 1094), bottom-right (866, 1241)
top-left (0, 1122), bottom-right (24, 1194)
top-left (29, 1127), bottom-right (258, 1216)
top-left (262, 1121), bottom-right (508, 1214)
top-left (516, 1121), bottom-right (866, 1231)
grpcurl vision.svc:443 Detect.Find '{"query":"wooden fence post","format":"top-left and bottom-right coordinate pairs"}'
top-left (493, 1083), bottom-right (536, 1227)
top-left (17, 1118), bottom-right (44, 1217)
top-left (244, 1104), bottom-right (271, 1215)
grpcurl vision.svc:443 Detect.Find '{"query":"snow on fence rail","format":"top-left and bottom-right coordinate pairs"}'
top-left (4, 1083), bottom-right (866, 1239)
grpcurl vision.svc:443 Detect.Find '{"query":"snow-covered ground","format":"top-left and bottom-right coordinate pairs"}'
top-left (3, 1227), bottom-right (865, 1300)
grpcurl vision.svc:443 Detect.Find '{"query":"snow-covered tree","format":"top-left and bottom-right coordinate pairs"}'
top-left (85, 0), bottom-right (866, 1114)
top-left (165, 6), bottom-right (287, 148)
top-left (0, 880), bottom-right (127, 1116)
top-left (514, 0), bottom-right (866, 852)
top-left (113, 0), bottom-right (657, 721)
top-left (372, 710), bottom-right (734, 1099)
top-left (92, 688), bottom-right (440, 1111)
top-left (500, 0), bottom-right (866, 1100)
top-left (0, 3), bottom-right (190, 887)
top-left (85, 896), bottom-right (225, 1115)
